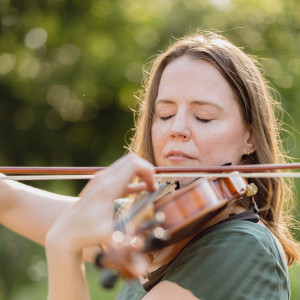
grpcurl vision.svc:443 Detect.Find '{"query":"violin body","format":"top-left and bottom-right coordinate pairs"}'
top-left (97, 173), bottom-right (251, 281)
top-left (146, 173), bottom-right (249, 251)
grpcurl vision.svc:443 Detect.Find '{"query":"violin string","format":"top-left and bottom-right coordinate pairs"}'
top-left (153, 172), bottom-right (300, 178)
top-left (0, 172), bottom-right (300, 181)
top-left (115, 183), bottom-right (169, 233)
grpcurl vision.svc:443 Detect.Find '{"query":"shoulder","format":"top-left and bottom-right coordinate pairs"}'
top-left (116, 279), bottom-right (147, 300)
top-left (163, 221), bottom-right (290, 300)
top-left (184, 220), bottom-right (284, 259)
top-left (172, 221), bottom-right (281, 266)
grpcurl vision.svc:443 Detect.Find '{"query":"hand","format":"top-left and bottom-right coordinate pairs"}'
top-left (45, 154), bottom-right (157, 299)
top-left (46, 153), bottom-right (157, 255)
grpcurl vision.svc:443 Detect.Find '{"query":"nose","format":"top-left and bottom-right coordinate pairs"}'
top-left (170, 112), bottom-right (191, 141)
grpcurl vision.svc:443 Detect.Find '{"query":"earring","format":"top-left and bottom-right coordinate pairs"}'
top-left (248, 150), bottom-right (253, 155)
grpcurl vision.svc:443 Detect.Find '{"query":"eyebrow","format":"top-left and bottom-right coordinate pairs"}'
top-left (155, 99), bottom-right (224, 110)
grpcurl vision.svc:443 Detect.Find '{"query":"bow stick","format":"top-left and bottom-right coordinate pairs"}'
top-left (0, 163), bottom-right (300, 180)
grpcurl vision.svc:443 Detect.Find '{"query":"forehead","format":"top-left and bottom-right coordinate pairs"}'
top-left (156, 55), bottom-right (237, 109)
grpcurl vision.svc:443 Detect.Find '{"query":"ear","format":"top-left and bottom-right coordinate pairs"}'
top-left (242, 125), bottom-right (255, 155)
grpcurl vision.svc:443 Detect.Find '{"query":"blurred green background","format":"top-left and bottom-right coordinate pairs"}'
top-left (0, 0), bottom-right (299, 299)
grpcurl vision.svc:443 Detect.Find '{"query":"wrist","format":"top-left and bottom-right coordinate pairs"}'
top-left (46, 237), bottom-right (89, 300)
top-left (46, 219), bottom-right (82, 258)
top-left (0, 177), bottom-right (18, 221)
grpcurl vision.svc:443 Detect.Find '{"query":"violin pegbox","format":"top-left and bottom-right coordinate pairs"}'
top-left (246, 182), bottom-right (259, 213)
top-left (246, 183), bottom-right (258, 197)
top-left (227, 171), bottom-right (259, 213)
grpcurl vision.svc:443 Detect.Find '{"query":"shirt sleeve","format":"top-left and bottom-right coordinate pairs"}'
top-left (162, 222), bottom-right (290, 300)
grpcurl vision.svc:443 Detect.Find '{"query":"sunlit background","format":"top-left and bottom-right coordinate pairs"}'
top-left (0, 0), bottom-right (299, 299)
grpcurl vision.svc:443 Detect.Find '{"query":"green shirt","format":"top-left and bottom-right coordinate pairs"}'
top-left (116, 221), bottom-right (290, 300)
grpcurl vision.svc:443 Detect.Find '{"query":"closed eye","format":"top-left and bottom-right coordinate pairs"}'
top-left (160, 115), bottom-right (174, 121)
top-left (195, 116), bottom-right (212, 123)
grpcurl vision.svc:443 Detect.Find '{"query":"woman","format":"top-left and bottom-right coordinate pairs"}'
top-left (1, 32), bottom-right (299, 299)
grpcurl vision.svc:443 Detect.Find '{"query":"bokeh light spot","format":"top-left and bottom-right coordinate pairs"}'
top-left (274, 73), bottom-right (293, 89)
top-left (27, 256), bottom-right (47, 282)
top-left (2, 15), bottom-right (20, 29)
top-left (6, 242), bottom-right (19, 257)
top-left (25, 28), bottom-right (48, 49)
top-left (18, 57), bottom-right (51, 82)
top-left (124, 61), bottom-right (143, 83)
top-left (118, 84), bottom-right (137, 110)
top-left (243, 30), bottom-right (265, 50)
top-left (288, 59), bottom-right (300, 75)
top-left (261, 58), bottom-right (282, 78)
top-left (53, 44), bottom-right (81, 66)
top-left (209, 0), bottom-right (232, 11)
top-left (135, 26), bottom-right (160, 48)
top-left (47, 84), bottom-right (70, 108)
top-left (87, 34), bottom-right (116, 62)
top-left (47, 85), bottom-right (85, 121)
top-left (0, 53), bottom-right (16, 75)
top-left (58, 97), bottom-right (84, 122)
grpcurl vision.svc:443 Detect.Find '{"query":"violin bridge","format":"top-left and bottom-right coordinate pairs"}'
top-left (153, 181), bottom-right (177, 202)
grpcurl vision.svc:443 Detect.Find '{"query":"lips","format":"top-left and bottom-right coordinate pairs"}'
top-left (166, 150), bottom-right (194, 160)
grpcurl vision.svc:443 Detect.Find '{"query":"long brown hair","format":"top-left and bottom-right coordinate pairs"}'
top-left (129, 31), bottom-right (299, 266)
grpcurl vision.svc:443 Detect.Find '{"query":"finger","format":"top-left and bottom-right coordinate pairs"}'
top-left (122, 182), bottom-right (159, 197)
top-left (107, 154), bottom-right (157, 193)
top-left (79, 154), bottom-right (156, 202)
top-left (123, 182), bottom-right (148, 195)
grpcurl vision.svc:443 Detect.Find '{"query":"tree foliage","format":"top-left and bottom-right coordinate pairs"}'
top-left (0, 0), bottom-right (299, 298)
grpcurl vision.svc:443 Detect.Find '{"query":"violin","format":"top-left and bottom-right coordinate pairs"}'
top-left (94, 172), bottom-right (258, 286)
top-left (0, 163), bottom-right (298, 286)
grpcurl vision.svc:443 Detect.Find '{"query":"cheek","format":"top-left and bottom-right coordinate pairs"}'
top-left (151, 123), bottom-right (164, 154)
top-left (151, 120), bottom-right (171, 142)
top-left (193, 121), bottom-right (246, 158)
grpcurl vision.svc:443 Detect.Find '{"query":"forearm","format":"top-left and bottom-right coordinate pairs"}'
top-left (46, 241), bottom-right (90, 300)
top-left (0, 178), bottom-right (78, 245)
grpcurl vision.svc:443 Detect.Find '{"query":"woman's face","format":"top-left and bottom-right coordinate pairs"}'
top-left (151, 55), bottom-right (254, 169)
